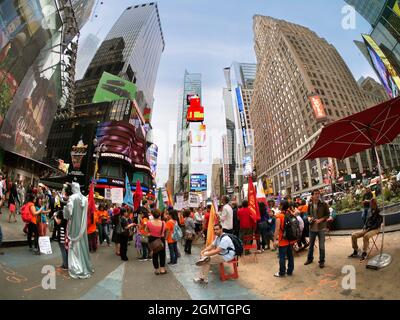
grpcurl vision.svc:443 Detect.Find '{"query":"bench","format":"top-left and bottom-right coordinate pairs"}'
top-left (219, 258), bottom-right (239, 282)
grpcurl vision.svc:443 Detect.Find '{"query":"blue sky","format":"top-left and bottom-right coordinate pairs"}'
top-left (80, 0), bottom-right (376, 188)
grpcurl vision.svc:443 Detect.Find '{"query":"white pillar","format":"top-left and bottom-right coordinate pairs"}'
top-left (345, 158), bottom-right (352, 174)
top-left (305, 160), bottom-right (312, 189)
top-left (316, 158), bottom-right (323, 185)
top-left (297, 162), bottom-right (302, 191)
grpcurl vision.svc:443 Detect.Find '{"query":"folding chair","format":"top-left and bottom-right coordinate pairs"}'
top-left (241, 234), bottom-right (260, 263)
top-left (366, 224), bottom-right (383, 260)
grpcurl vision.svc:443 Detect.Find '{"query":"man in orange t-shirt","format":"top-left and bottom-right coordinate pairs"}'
top-left (165, 210), bottom-right (179, 265)
top-left (274, 200), bottom-right (296, 277)
top-left (87, 210), bottom-right (98, 253)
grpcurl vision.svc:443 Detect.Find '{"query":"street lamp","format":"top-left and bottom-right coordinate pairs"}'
top-left (92, 138), bottom-right (107, 183)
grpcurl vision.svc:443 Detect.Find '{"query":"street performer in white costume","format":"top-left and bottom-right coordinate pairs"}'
top-left (63, 182), bottom-right (94, 279)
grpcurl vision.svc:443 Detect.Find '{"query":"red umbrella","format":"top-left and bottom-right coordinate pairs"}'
top-left (133, 180), bottom-right (143, 211)
top-left (304, 97), bottom-right (400, 160)
top-left (303, 96), bottom-right (400, 269)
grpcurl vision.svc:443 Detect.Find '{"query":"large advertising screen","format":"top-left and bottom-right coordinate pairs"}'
top-left (0, 0), bottom-right (63, 160)
top-left (235, 87), bottom-right (249, 148)
top-left (190, 174), bottom-right (207, 192)
top-left (309, 95), bottom-right (327, 122)
top-left (92, 71), bottom-right (137, 104)
top-left (363, 34), bottom-right (400, 98)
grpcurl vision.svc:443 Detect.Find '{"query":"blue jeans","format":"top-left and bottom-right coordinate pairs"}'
top-left (168, 242), bottom-right (178, 264)
top-left (279, 245), bottom-right (294, 276)
top-left (362, 208), bottom-right (369, 227)
top-left (308, 230), bottom-right (326, 263)
top-left (58, 242), bottom-right (68, 268)
top-left (101, 224), bottom-right (110, 244)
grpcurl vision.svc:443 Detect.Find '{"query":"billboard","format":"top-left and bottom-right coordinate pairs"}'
top-left (0, 0), bottom-right (63, 160)
top-left (146, 143), bottom-right (158, 179)
top-left (309, 95), bottom-right (328, 122)
top-left (92, 71), bottom-right (137, 103)
top-left (362, 34), bottom-right (400, 98)
top-left (96, 121), bottom-right (148, 169)
top-left (235, 87), bottom-right (249, 148)
top-left (190, 174), bottom-right (207, 192)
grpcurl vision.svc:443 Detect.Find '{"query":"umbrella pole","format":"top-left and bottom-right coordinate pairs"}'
top-left (366, 146), bottom-right (392, 269)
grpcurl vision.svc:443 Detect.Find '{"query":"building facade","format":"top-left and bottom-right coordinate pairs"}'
top-left (346, 0), bottom-right (400, 98)
top-left (222, 62), bottom-right (256, 199)
top-left (175, 71), bottom-right (202, 194)
top-left (75, 33), bottom-right (101, 80)
top-left (358, 76), bottom-right (390, 106)
top-left (45, 3), bottom-right (164, 192)
top-left (251, 16), bottom-right (400, 196)
top-left (0, 0), bottom-right (88, 183)
top-left (211, 158), bottom-right (224, 199)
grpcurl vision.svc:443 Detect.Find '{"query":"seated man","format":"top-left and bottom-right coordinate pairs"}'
top-left (194, 223), bottom-right (236, 284)
top-left (349, 198), bottom-right (383, 261)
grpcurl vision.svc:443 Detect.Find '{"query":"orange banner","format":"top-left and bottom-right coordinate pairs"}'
top-left (206, 203), bottom-right (217, 246)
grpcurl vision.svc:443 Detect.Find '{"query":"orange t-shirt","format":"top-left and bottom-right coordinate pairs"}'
top-left (87, 211), bottom-right (99, 234)
top-left (165, 219), bottom-right (176, 244)
top-left (28, 203), bottom-right (37, 224)
top-left (276, 212), bottom-right (297, 247)
top-left (97, 210), bottom-right (109, 223)
top-left (139, 217), bottom-right (150, 236)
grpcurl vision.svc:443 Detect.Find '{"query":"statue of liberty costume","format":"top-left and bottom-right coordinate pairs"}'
top-left (64, 182), bottom-right (94, 279)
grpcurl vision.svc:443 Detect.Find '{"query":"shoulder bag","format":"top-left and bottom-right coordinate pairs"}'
top-left (149, 222), bottom-right (165, 253)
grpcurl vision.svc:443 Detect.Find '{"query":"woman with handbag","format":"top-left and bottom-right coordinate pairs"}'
top-left (145, 209), bottom-right (166, 275)
top-left (138, 210), bottom-right (150, 261)
top-left (184, 209), bottom-right (195, 254)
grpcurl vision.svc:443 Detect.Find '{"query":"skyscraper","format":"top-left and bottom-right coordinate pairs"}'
top-left (251, 15), bottom-right (400, 196)
top-left (75, 33), bottom-right (101, 80)
top-left (105, 3), bottom-right (165, 115)
top-left (346, 0), bottom-right (400, 97)
top-left (175, 71), bottom-right (202, 194)
top-left (345, 0), bottom-right (386, 26)
top-left (45, 3), bottom-right (165, 191)
top-left (222, 62), bottom-right (256, 198)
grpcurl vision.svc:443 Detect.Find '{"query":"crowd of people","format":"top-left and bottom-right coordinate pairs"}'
top-left (0, 175), bottom-right (387, 284)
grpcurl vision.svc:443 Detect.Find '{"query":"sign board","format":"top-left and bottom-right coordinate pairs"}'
top-left (111, 188), bottom-right (124, 204)
top-left (39, 236), bottom-right (52, 255)
top-left (189, 192), bottom-right (201, 208)
top-left (190, 174), bottom-right (207, 191)
top-left (162, 189), bottom-right (168, 202)
top-left (309, 95), bottom-right (328, 122)
top-left (176, 195), bottom-right (184, 210)
top-left (104, 188), bottom-right (112, 200)
top-left (92, 71), bottom-right (137, 103)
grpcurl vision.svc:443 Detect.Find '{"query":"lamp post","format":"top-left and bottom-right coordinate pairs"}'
top-left (92, 138), bottom-right (107, 184)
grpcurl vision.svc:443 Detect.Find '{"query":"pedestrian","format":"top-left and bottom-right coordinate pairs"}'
top-left (184, 209), bottom-right (195, 254)
top-left (297, 199), bottom-right (309, 250)
top-left (232, 200), bottom-right (240, 238)
top-left (349, 198), bottom-right (383, 260)
top-left (87, 204), bottom-right (98, 253)
top-left (237, 200), bottom-right (256, 254)
top-left (16, 181), bottom-right (25, 215)
top-left (273, 200), bottom-right (296, 277)
top-left (98, 204), bottom-right (110, 246)
top-left (220, 196), bottom-right (233, 234)
top-left (193, 223), bottom-right (236, 285)
top-left (256, 202), bottom-right (268, 252)
top-left (120, 207), bottom-right (134, 261)
top-left (146, 209), bottom-right (166, 275)
top-left (26, 194), bottom-right (42, 255)
top-left (304, 189), bottom-right (330, 268)
top-left (0, 222), bottom-right (3, 255)
top-left (165, 210), bottom-right (179, 265)
top-left (53, 209), bottom-right (68, 270)
top-left (8, 182), bottom-right (18, 223)
top-left (111, 207), bottom-right (121, 256)
top-left (194, 208), bottom-right (203, 238)
top-left (361, 187), bottom-right (373, 227)
top-left (0, 174), bottom-right (4, 214)
top-left (138, 208), bottom-right (150, 261)
top-left (36, 196), bottom-right (51, 236)
top-left (266, 205), bottom-right (276, 251)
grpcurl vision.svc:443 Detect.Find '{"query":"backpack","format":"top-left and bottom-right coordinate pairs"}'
top-left (221, 233), bottom-right (243, 257)
top-left (283, 212), bottom-right (301, 241)
top-left (21, 203), bottom-right (33, 223)
top-left (172, 221), bottom-right (183, 241)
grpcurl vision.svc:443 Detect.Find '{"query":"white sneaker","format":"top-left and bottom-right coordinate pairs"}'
top-left (193, 277), bottom-right (208, 284)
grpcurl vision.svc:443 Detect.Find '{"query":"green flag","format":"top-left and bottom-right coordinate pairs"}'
top-left (92, 72), bottom-right (137, 103)
top-left (157, 188), bottom-right (165, 212)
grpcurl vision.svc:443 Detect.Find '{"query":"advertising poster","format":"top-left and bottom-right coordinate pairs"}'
top-left (309, 95), bottom-right (328, 122)
top-left (92, 72), bottom-right (137, 103)
top-left (146, 144), bottom-right (158, 178)
top-left (111, 188), bottom-right (124, 204)
top-left (190, 174), bottom-right (207, 191)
